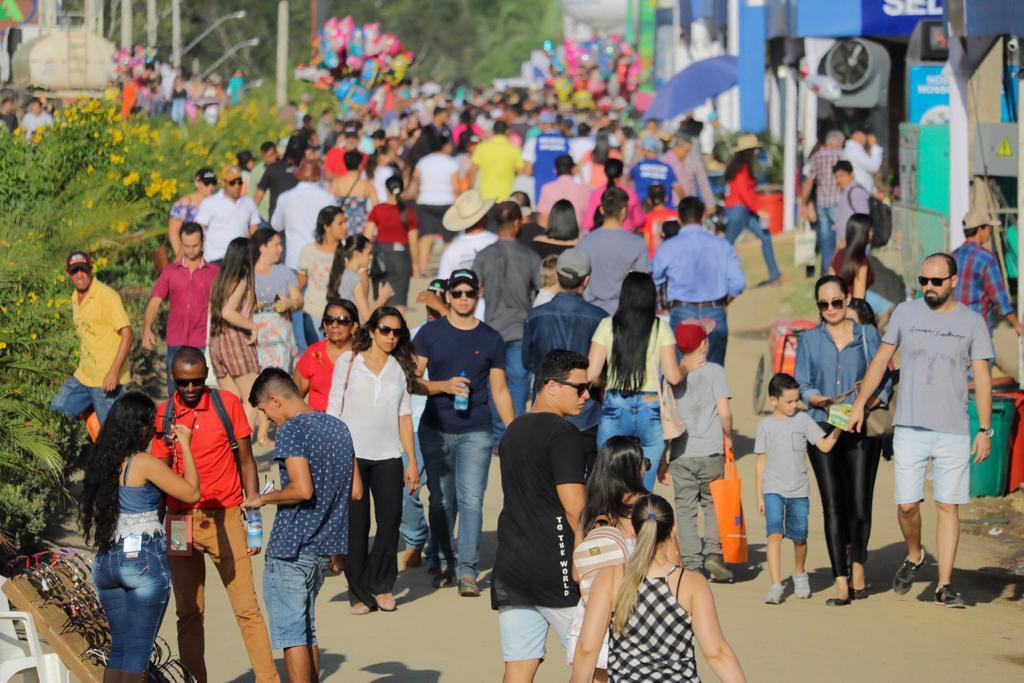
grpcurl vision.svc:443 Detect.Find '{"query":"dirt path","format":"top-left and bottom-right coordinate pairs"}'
top-left (142, 235), bottom-right (1019, 681)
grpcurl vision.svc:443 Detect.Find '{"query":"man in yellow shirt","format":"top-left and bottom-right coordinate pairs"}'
top-left (50, 251), bottom-right (134, 424)
top-left (471, 121), bottom-right (524, 202)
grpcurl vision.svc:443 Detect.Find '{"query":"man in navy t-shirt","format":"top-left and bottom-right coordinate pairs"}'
top-left (630, 136), bottom-right (681, 207)
top-left (524, 111), bottom-right (570, 202)
top-left (413, 267), bottom-right (515, 597)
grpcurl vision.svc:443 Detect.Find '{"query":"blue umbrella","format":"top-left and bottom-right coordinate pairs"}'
top-left (642, 55), bottom-right (738, 121)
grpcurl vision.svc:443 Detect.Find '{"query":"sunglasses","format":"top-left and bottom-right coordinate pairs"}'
top-left (226, 178), bottom-right (243, 186)
top-left (816, 298), bottom-right (846, 312)
top-left (918, 275), bottom-right (953, 287)
top-left (173, 377), bottom-right (206, 389)
top-left (323, 315), bottom-right (353, 327)
top-left (376, 324), bottom-right (402, 337)
top-left (643, 458), bottom-right (653, 472)
top-left (199, 178), bottom-right (216, 186)
top-left (449, 288), bottom-right (478, 300)
top-left (555, 379), bottom-right (591, 397)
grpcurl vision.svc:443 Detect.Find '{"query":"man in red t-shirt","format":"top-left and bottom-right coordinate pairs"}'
top-left (152, 347), bottom-right (278, 682)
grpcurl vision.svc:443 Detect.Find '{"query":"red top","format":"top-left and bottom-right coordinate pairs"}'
top-left (151, 388), bottom-right (252, 512)
top-left (369, 202), bottom-right (418, 244)
top-left (724, 165), bottom-right (759, 212)
top-left (294, 340), bottom-right (337, 412)
top-left (150, 259), bottom-right (219, 347)
top-left (831, 249), bottom-right (875, 288)
top-left (324, 147), bottom-right (367, 178)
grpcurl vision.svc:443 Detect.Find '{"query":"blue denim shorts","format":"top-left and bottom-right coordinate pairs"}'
top-left (764, 494), bottom-right (809, 542)
top-left (498, 605), bottom-right (575, 662)
top-left (264, 554), bottom-right (331, 650)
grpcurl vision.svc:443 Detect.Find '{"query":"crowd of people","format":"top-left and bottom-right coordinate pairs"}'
top-left (45, 89), bottom-right (1018, 682)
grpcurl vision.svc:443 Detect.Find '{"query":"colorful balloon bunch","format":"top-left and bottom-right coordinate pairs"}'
top-left (543, 35), bottom-right (640, 108)
top-left (298, 15), bottom-right (415, 105)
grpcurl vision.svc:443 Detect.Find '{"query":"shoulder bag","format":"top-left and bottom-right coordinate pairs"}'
top-left (860, 330), bottom-right (895, 438)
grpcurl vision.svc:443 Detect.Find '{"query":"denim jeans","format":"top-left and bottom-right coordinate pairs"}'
top-left (400, 435), bottom-right (435, 558)
top-left (597, 391), bottom-right (664, 491)
top-left (670, 303), bottom-right (729, 366)
top-left (93, 534), bottom-right (171, 672)
top-left (490, 340), bottom-right (531, 445)
top-left (418, 425), bottom-right (492, 580)
top-left (724, 205), bottom-right (781, 282)
top-left (815, 204), bottom-right (838, 276)
top-left (263, 553), bottom-right (330, 650)
top-left (165, 345), bottom-right (205, 399)
top-left (50, 376), bottom-right (124, 424)
top-left (291, 312), bottom-right (321, 354)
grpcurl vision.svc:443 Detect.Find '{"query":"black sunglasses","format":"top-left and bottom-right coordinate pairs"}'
top-left (643, 458), bottom-right (653, 472)
top-left (816, 298), bottom-right (845, 312)
top-left (449, 288), bottom-right (478, 300)
top-left (226, 178), bottom-right (243, 186)
top-left (555, 379), bottom-right (591, 397)
top-left (376, 324), bottom-right (402, 337)
top-left (918, 275), bottom-right (953, 287)
top-left (323, 315), bottom-right (353, 327)
top-left (173, 377), bottom-right (206, 389)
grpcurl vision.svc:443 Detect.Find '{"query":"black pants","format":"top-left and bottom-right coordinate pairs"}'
top-left (808, 426), bottom-right (881, 578)
top-left (344, 457), bottom-right (404, 607)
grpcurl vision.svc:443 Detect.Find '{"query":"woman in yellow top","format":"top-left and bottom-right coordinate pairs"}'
top-left (588, 272), bottom-right (682, 489)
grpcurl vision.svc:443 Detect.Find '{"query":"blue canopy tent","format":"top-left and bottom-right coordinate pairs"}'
top-left (642, 55), bottom-right (738, 121)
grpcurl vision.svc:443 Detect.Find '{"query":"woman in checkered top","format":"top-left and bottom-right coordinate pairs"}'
top-left (570, 494), bottom-right (746, 683)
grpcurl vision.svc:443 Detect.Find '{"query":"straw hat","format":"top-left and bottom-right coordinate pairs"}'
top-left (443, 190), bottom-right (495, 232)
top-left (732, 133), bottom-right (761, 153)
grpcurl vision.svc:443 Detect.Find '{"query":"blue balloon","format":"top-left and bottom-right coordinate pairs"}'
top-left (349, 84), bottom-right (370, 106)
top-left (323, 50), bottom-right (339, 69)
top-left (332, 79), bottom-right (352, 102)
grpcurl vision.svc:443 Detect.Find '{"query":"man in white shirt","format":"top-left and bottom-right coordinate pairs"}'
top-left (842, 129), bottom-right (884, 195)
top-left (195, 164), bottom-right (262, 263)
top-left (271, 159), bottom-right (335, 270)
top-left (21, 97), bottom-right (53, 139)
top-left (439, 191), bottom-right (498, 321)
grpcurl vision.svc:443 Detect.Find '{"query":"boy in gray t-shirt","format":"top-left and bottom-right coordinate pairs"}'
top-left (755, 373), bottom-right (839, 605)
top-left (661, 321), bottom-right (734, 582)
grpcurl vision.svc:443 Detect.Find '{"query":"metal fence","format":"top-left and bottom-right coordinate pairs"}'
top-left (892, 203), bottom-right (949, 287)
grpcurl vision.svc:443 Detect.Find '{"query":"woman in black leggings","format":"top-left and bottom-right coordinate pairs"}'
top-left (794, 276), bottom-right (891, 605)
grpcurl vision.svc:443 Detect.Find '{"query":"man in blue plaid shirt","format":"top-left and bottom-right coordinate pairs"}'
top-left (952, 208), bottom-right (1022, 335)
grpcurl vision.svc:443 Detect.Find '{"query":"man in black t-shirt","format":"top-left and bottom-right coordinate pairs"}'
top-left (253, 140), bottom-right (300, 220)
top-left (491, 349), bottom-right (589, 682)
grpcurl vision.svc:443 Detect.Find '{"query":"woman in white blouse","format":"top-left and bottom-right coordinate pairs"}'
top-left (326, 306), bottom-right (420, 615)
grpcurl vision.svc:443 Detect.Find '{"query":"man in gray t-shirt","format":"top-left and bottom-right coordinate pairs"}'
top-left (576, 187), bottom-right (648, 314)
top-left (851, 252), bottom-right (995, 607)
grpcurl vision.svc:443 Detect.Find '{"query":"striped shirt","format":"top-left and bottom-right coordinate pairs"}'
top-left (952, 240), bottom-right (1014, 331)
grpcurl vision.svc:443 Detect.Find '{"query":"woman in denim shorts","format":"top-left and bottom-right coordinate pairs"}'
top-left (80, 392), bottom-right (200, 679)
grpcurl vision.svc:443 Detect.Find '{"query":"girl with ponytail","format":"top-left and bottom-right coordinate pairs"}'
top-left (366, 174), bottom-right (419, 315)
top-left (584, 158), bottom-right (646, 232)
top-left (571, 494), bottom-right (746, 683)
top-left (326, 234), bottom-right (393, 324)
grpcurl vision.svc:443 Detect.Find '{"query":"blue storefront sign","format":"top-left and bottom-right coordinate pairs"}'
top-left (862, 0), bottom-right (943, 36)
top-left (908, 64), bottom-right (950, 124)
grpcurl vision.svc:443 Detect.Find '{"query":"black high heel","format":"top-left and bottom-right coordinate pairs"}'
top-left (826, 596), bottom-right (851, 606)
top-left (851, 588), bottom-right (869, 600)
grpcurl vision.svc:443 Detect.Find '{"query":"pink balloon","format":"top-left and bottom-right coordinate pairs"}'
top-left (381, 33), bottom-right (401, 57)
top-left (339, 16), bottom-right (354, 42)
top-left (346, 54), bottom-right (364, 71)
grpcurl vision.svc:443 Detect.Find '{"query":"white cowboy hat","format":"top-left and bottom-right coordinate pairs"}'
top-left (732, 133), bottom-right (761, 153)
top-left (443, 190), bottom-right (495, 232)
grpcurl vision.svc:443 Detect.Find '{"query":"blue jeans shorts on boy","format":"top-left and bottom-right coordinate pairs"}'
top-left (764, 494), bottom-right (809, 542)
top-left (264, 554), bottom-right (331, 649)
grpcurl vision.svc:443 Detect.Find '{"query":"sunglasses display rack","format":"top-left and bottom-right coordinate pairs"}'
top-left (2, 548), bottom-right (195, 682)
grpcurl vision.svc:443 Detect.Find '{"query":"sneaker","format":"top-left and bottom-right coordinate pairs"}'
top-left (458, 577), bottom-right (480, 597)
top-left (704, 554), bottom-right (734, 583)
top-left (792, 573), bottom-right (811, 599)
top-left (764, 583), bottom-right (784, 605)
top-left (934, 584), bottom-right (965, 608)
top-left (893, 549), bottom-right (926, 595)
top-left (431, 569), bottom-right (455, 589)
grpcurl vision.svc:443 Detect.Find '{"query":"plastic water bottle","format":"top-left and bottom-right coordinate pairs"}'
top-left (245, 508), bottom-right (263, 549)
top-left (453, 370), bottom-right (469, 412)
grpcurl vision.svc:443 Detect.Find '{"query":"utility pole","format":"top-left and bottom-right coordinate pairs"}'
top-left (276, 1), bottom-right (289, 108)
top-left (171, 0), bottom-right (181, 68)
top-left (147, 0), bottom-right (157, 50)
top-left (121, 0), bottom-right (133, 49)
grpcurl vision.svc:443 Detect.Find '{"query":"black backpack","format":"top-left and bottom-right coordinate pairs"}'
top-left (848, 185), bottom-right (892, 248)
top-left (161, 388), bottom-right (239, 460)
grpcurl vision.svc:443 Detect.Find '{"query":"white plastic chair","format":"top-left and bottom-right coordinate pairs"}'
top-left (0, 577), bottom-right (70, 683)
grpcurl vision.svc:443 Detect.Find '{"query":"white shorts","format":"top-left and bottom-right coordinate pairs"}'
top-left (893, 427), bottom-right (971, 505)
top-left (498, 605), bottom-right (575, 662)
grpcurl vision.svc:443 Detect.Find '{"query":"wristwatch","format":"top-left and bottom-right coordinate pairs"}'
top-left (978, 426), bottom-right (995, 438)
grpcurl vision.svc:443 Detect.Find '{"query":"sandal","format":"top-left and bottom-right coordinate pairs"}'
top-left (375, 593), bottom-right (397, 612)
top-left (350, 602), bottom-right (372, 615)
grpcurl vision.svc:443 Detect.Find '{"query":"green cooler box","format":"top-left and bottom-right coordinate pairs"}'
top-left (967, 396), bottom-right (1013, 497)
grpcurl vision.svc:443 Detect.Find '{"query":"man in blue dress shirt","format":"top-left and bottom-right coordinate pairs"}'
top-left (653, 196), bottom-right (747, 365)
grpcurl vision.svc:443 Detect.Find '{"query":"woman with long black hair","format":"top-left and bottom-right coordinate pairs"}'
top-left (793, 275), bottom-right (891, 605)
top-left (588, 272), bottom-right (683, 490)
top-left (366, 174), bottom-right (420, 314)
top-left (326, 233), bottom-right (393, 324)
top-left (830, 213), bottom-right (873, 299)
top-left (529, 198), bottom-right (580, 259)
top-left (82, 392), bottom-right (199, 681)
top-left (326, 306), bottom-right (419, 614)
top-left (583, 158), bottom-right (646, 232)
top-left (723, 134), bottom-right (781, 286)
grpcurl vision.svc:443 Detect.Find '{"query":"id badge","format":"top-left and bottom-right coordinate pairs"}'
top-left (123, 534), bottom-right (142, 558)
top-left (393, 243), bottom-right (406, 252)
top-left (166, 514), bottom-right (193, 556)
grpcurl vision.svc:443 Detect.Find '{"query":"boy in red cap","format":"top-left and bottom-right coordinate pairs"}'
top-left (658, 319), bottom-right (734, 582)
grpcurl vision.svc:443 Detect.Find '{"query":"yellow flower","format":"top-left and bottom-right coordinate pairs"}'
top-left (86, 164), bottom-right (94, 174)
top-left (30, 333), bottom-right (37, 340)
top-left (96, 256), bottom-right (109, 267)
top-left (56, 274), bottom-right (66, 283)
top-left (85, 199), bottom-right (94, 208)
top-left (123, 171), bottom-right (140, 186)
top-left (113, 221), bottom-right (128, 234)
top-left (0, 341), bottom-right (6, 350)
top-left (110, 154), bottom-right (124, 165)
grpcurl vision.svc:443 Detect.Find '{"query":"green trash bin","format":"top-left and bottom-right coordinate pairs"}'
top-left (968, 395), bottom-right (1013, 497)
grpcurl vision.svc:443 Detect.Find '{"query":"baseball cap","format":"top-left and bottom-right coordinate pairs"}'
top-left (448, 268), bottom-right (480, 290)
top-left (343, 123), bottom-right (359, 137)
top-left (641, 136), bottom-right (661, 153)
top-left (195, 167), bottom-right (216, 185)
top-left (220, 164), bottom-right (242, 181)
top-left (674, 319), bottom-right (717, 354)
top-left (65, 251), bottom-right (93, 275)
top-left (963, 207), bottom-right (1000, 230)
top-left (555, 249), bottom-right (591, 280)
top-left (427, 278), bottom-right (448, 294)
top-left (539, 111), bottom-right (557, 125)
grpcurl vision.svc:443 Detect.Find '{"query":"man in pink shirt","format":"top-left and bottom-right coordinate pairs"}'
top-left (141, 221), bottom-right (220, 397)
top-left (536, 155), bottom-right (590, 227)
